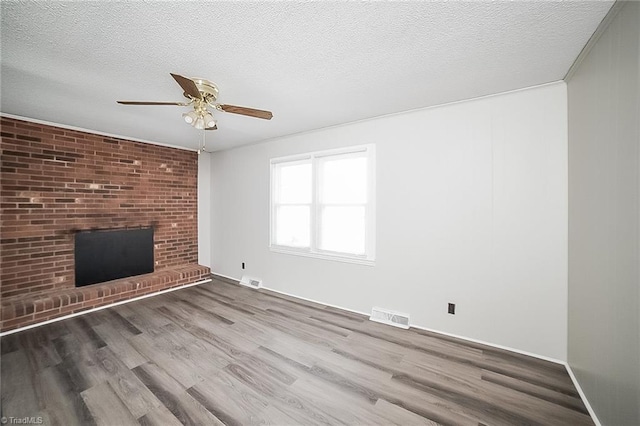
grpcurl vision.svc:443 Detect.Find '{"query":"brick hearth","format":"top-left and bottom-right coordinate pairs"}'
top-left (1, 264), bottom-right (210, 332)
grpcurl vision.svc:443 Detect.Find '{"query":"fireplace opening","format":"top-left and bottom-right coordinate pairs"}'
top-left (74, 227), bottom-right (154, 287)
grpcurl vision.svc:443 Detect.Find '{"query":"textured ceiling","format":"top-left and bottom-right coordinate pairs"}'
top-left (1, 1), bottom-right (612, 151)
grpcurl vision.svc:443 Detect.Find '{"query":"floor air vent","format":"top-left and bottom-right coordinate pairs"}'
top-left (240, 275), bottom-right (262, 289)
top-left (370, 307), bottom-right (410, 329)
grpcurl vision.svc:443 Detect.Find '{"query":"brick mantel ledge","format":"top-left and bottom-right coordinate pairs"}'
top-left (1, 264), bottom-right (210, 332)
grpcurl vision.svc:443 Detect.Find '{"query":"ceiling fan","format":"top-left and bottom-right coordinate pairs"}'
top-left (117, 73), bottom-right (273, 131)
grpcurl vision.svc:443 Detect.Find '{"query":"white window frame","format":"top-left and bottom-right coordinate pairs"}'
top-left (270, 144), bottom-right (376, 266)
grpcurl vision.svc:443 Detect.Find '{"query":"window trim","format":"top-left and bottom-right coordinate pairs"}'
top-left (270, 144), bottom-right (376, 266)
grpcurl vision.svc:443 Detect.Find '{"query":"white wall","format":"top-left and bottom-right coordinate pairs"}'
top-left (210, 82), bottom-right (568, 360)
top-left (567, 2), bottom-right (640, 424)
top-left (197, 152), bottom-right (212, 267)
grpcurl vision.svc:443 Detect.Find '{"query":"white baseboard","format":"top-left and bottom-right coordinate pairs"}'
top-left (408, 323), bottom-right (566, 365)
top-left (262, 286), bottom-right (371, 317)
top-left (564, 363), bottom-right (602, 426)
top-left (0, 278), bottom-right (212, 337)
top-left (210, 272), bottom-right (370, 317)
top-left (210, 272), bottom-right (242, 283)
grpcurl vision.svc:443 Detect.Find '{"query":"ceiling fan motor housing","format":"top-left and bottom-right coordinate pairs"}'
top-left (188, 78), bottom-right (219, 103)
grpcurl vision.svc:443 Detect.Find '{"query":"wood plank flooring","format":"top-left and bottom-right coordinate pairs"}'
top-left (0, 278), bottom-right (594, 425)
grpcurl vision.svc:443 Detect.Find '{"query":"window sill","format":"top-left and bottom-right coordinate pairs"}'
top-left (269, 246), bottom-right (375, 266)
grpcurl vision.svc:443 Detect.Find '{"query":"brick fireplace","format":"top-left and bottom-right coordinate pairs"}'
top-left (0, 117), bottom-right (210, 332)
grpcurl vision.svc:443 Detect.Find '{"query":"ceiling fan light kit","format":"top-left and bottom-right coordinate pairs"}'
top-left (117, 73), bottom-right (273, 133)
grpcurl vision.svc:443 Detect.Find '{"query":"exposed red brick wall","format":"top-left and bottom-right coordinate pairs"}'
top-left (1, 117), bottom-right (202, 311)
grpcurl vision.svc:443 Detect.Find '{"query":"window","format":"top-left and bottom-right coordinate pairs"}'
top-left (270, 145), bottom-right (375, 265)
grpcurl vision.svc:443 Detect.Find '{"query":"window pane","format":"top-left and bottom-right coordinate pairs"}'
top-left (275, 206), bottom-right (310, 247)
top-left (320, 206), bottom-right (365, 254)
top-left (320, 156), bottom-right (367, 204)
top-left (276, 163), bottom-right (312, 204)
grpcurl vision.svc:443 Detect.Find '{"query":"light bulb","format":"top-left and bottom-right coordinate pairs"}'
top-left (194, 117), bottom-right (205, 130)
top-left (183, 111), bottom-right (198, 124)
top-left (204, 112), bottom-right (216, 128)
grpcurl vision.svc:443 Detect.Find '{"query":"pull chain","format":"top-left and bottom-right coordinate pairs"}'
top-left (198, 129), bottom-right (206, 154)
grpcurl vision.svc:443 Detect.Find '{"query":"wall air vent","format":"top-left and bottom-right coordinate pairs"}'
top-left (370, 307), bottom-right (410, 329)
top-left (240, 275), bottom-right (262, 289)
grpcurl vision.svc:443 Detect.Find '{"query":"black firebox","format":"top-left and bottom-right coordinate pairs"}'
top-left (74, 227), bottom-right (154, 287)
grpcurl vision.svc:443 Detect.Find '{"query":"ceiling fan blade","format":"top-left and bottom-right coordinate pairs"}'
top-left (170, 73), bottom-right (202, 99)
top-left (117, 101), bottom-right (189, 105)
top-left (205, 125), bottom-right (218, 131)
top-left (219, 104), bottom-right (273, 120)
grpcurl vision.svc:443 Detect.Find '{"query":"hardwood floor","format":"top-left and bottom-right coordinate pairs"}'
top-left (0, 278), bottom-right (593, 425)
